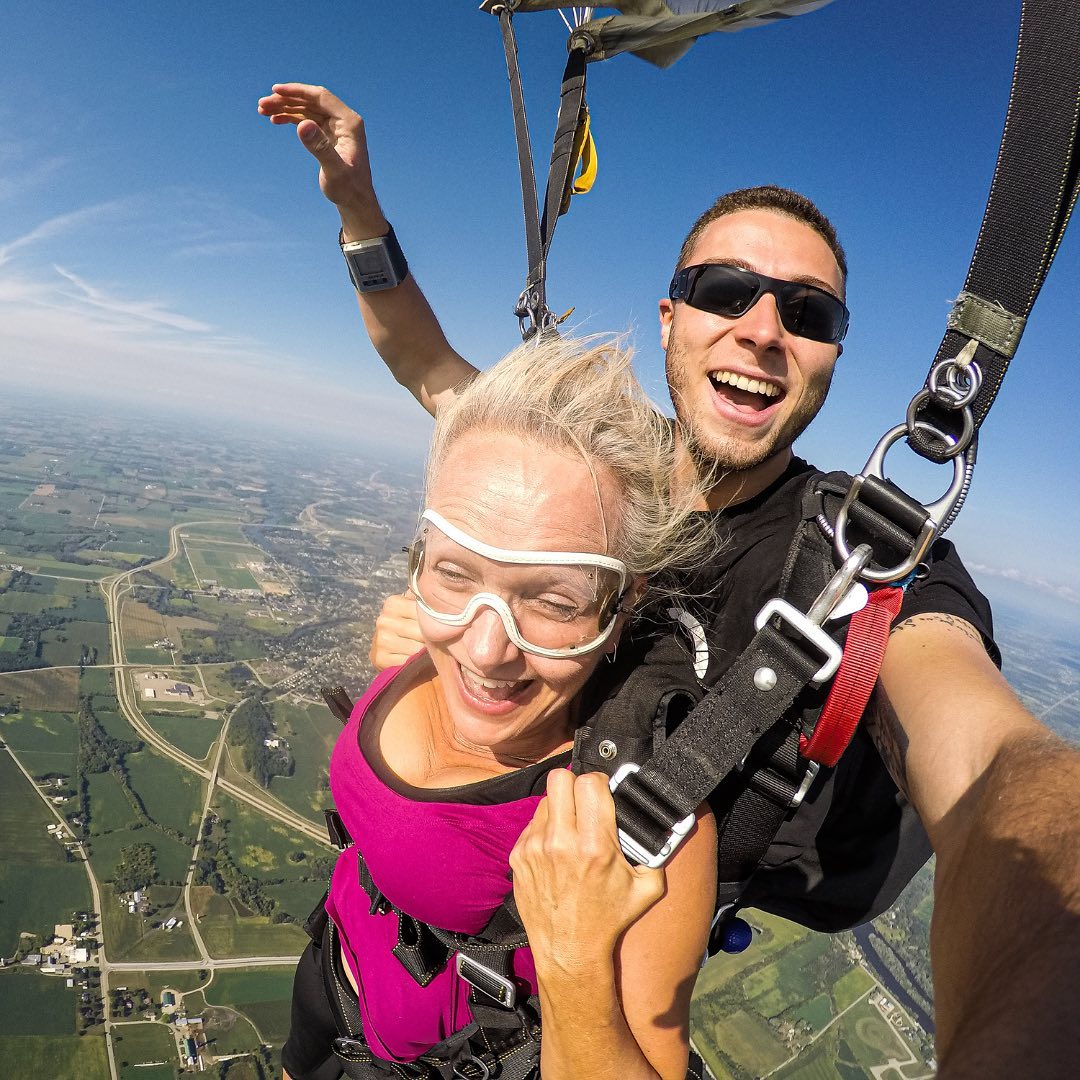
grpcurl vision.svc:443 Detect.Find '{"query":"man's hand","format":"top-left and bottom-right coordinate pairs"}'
top-left (258, 82), bottom-right (388, 241)
top-left (369, 592), bottom-right (424, 671)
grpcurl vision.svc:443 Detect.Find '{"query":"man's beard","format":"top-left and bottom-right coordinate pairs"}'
top-left (665, 332), bottom-right (834, 476)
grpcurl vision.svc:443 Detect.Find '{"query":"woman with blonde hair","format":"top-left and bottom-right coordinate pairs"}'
top-left (281, 335), bottom-right (716, 1080)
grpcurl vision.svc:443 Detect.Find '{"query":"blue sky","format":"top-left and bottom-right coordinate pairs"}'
top-left (3, 1), bottom-right (1078, 605)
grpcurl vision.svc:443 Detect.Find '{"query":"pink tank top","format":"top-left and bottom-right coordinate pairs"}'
top-left (325, 661), bottom-right (556, 1063)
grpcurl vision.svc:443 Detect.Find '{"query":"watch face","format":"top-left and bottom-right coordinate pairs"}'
top-left (352, 248), bottom-right (387, 276)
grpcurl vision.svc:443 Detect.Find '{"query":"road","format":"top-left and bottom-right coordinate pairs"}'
top-left (101, 522), bottom-right (326, 846)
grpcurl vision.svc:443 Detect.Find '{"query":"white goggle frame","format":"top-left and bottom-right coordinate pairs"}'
top-left (410, 508), bottom-right (630, 660)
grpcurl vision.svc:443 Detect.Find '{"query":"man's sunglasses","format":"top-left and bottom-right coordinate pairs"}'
top-left (669, 263), bottom-right (849, 345)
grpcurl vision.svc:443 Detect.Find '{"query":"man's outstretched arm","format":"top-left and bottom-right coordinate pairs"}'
top-left (258, 83), bottom-right (476, 416)
top-left (869, 615), bottom-right (1080, 1077)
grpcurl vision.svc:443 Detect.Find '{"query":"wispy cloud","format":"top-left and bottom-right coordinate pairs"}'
top-left (53, 265), bottom-right (212, 333)
top-left (0, 198), bottom-right (135, 265)
top-left (968, 563), bottom-right (1080, 608)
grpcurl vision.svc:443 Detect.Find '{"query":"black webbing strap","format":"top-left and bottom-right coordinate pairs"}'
top-left (613, 618), bottom-right (824, 859)
top-left (493, 5), bottom-right (550, 337)
top-left (492, 6), bottom-right (592, 337)
top-left (910, 0), bottom-right (1080, 460)
top-left (610, 472), bottom-right (917, 876)
top-left (539, 45), bottom-right (590, 262)
top-left (321, 685), bottom-right (356, 725)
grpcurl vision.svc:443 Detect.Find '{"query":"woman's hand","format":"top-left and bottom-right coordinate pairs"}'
top-left (257, 82), bottom-right (388, 240)
top-left (369, 592), bottom-right (424, 671)
top-left (510, 770), bottom-right (666, 976)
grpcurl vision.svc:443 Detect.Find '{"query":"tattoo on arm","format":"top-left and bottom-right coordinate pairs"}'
top-left (865, 689), bottom-right (911, 800)
top-left (890, 612), bottom-right (983, 644)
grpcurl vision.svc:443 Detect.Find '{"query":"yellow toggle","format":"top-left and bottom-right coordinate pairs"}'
top-left (560, 107), bottom-right (599, 215)
top-left (572, 109), bottom-right (598, 196)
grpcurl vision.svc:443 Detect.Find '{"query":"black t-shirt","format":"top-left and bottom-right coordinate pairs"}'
top-left (591, 456), bottom-right (998, 932)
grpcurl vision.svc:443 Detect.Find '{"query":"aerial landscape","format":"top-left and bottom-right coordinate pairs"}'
top-left (0, 391), bottom-right (1076, 1080)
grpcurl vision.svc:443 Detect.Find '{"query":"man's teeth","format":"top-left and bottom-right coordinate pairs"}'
top-left (710, 371), bottom-right (781, 398)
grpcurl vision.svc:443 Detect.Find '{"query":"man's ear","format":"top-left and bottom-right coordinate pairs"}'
top-left (659, 298), bottom-right (674, 351)
top-left (836, 342), bottom-right (844, 360)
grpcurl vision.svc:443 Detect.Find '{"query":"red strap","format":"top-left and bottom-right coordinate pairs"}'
top-left (800, 586), bottom-right (904, 766)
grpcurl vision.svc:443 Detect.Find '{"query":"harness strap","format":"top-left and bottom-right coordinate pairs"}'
top-left (492, 5), bottom-right (553, 338)
top-left (606, 472), bottom-right (917, 880)
top-left (909, 0), bottom-right (1080, 460)
top-left (801, 584), bottom-right (904, 766)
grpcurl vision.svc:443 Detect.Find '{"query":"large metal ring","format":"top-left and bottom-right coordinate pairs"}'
top-left (834, 423), bottom-right (970, 584)
top-left (905, 389), bottom-right (973, 459)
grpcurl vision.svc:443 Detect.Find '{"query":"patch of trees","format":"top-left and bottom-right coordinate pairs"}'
top-left (112, 842), bottom-right (158, 892)
top-left (224, 663), bottom-right (254, 690)
top-left (78, 695), bottom-right (141, 774)
top-left (230, 695), bottom-right (294, 787)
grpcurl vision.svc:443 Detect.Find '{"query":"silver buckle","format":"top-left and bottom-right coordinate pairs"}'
top-left (790, 761), bottom-right (821, 810)
top-left (609, 763), bottom-right (696, 869)
top-left (454, 953), bottom-right (517, 1009)
top-left (753, 598), bottom-right (842, 687)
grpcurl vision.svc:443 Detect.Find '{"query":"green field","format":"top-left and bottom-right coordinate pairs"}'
top-left (0, 709), bottom-right (79, 778)
top-left (213, 792), bottom-right (315, 883)
top-left (87, 770), bottom-right (135, 835)
top-left (833, 966), bottom-right (875, 1012)
top-left (185, 542), bottom-right (261, 590)
top-left (0, 969), bottom-right (75, 1034)
top-left (40, 620), bottom-right (112, 666)
top-left (204, 966), bottom-right (296, 1045)
top-left (125, 749), bottom-right (203, 836)
top-left (0, 752), bottom-right (91, 954)
top-left (80, 667), bottom-right (116, 695)
top-left (199, 913), bottom-right (307, 959)
top-left (0, 1033), bottom-right (110, 1079)
top-left (89, 826), bottom-right (194, 886)
top-left (113, 1021), bottom-right (176, 1076)
top-left (266, 699), bottom-right (338, 825)
top-left (710, 1008), bottom-right (789, 1075)
top-left (0, 635), bottom-right (20, 651)
top-left (144, 711), bottom-right (220, 758)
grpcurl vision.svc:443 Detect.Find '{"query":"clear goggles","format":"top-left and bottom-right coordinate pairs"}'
top-left (408, 509), bottom-right (630, 659)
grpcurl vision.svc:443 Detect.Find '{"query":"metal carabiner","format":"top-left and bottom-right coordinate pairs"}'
top-left (834, 424), bottom-right (971, 584)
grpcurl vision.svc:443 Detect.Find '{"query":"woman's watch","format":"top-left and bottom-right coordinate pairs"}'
top-left (339, 224), bottom-right (409, 293)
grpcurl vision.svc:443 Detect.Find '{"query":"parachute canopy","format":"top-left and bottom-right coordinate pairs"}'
top-left (480, 1), bottom-right (838, 67)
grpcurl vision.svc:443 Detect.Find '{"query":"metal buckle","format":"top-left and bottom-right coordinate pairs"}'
top-left (753, 599), bottom-right (842, 687)
top-left (454, 953), bottom-right (517, 1010)
top-left (790, 761), bottom-right (821, 809)
top-left (833, 424), bottom-right (970, 584)
top-left (608, 763), bottom-right (696, 869)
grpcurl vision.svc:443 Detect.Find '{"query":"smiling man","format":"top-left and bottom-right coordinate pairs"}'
top-left (261, 82), bottom-right (1080, 1077)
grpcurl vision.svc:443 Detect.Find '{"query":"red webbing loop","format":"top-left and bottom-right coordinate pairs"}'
top-left (800, 586), bottom-right (904, 766)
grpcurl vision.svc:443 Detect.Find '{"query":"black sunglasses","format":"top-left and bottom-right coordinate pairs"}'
top-left (669, 263), bottom-right (849, 345)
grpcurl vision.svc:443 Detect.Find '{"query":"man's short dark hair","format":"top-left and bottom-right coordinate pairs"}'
top-left (676, 185), bottom-right (848, 285)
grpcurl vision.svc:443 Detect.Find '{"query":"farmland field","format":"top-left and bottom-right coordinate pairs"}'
top-left (0, 707), bottom-right (80, 777)
top-left (0, 752), bottom-right (90, 953)
top-left (0, 1033), bottom-right (109, 1080)
top-left (266, 699), bottom-right (339, 824)
top-left (144, 711), bottom-right (220, 758)
top-left (0, 667), bottom-right (81, 711)
top-left (40, 620), bottom-right (112, 666)
top-left (184, 541), bottom-right (262, 591)
top-left (199, 912), bottom-right (307, 959)
top-left (126, 750), bottom-right (203, 834)
top-left (0, 966), bottom-right (75, 1035)
top-left (112, 1021), bottom-right (176, 1076)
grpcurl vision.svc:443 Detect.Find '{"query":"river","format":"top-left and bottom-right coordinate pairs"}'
top-left (851, 923), bottom-right (935, 1035)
